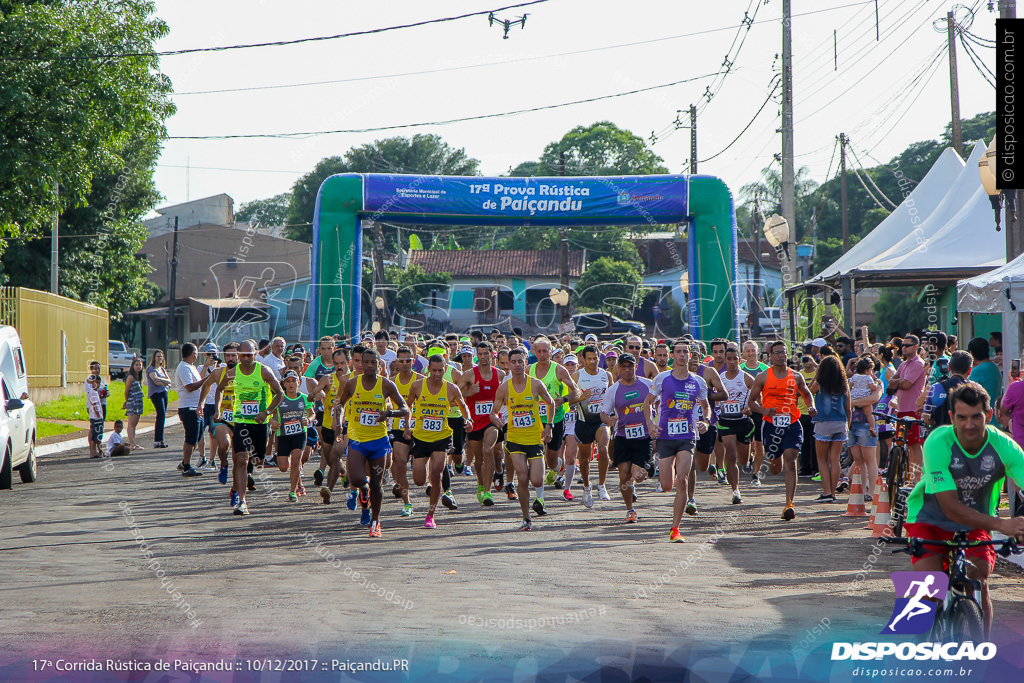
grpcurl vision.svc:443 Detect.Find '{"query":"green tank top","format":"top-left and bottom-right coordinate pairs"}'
top-left (233, 362), bottom-right (270, 424)
top-left (443, 365), bottom-right (462, 418)
top-left (529, 362), bottom-right (565, 424)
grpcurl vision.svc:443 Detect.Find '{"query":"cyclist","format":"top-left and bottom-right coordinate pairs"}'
top-left (904, 381), bottom-right (1024, 637)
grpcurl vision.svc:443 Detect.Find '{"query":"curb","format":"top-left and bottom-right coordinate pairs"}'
top-left (38, 416), bottom-right (182, 457)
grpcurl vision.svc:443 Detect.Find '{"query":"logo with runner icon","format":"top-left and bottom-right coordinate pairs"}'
top-left (881, 571), bottom-right (949, 635)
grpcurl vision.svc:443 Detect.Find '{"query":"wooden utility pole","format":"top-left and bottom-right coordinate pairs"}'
top-left (558, 151), bottom-right (570, 324)
top-left (839, 134), bottom-right (854, 331)
top-left (781, 0), bottom-right (797, 340)
top-left (751, 196), bottom-right (762, 338)
top-left (947, 11), bottom-right (962, 153)
top-left (372, 222), bottom-right (389, 330)
top-left (166, 216), bottom-right (179, 347)
top-left (50, 183), bottom-right (59, 294)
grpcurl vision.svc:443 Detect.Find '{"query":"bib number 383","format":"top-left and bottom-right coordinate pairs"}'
top-left (421, 417), bottom-right (444, 432)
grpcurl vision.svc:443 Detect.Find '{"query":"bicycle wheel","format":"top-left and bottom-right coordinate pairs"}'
top-left (886, 446), bottom-right (905, 499)
top-left (947, 597), bottom-right (985, 642)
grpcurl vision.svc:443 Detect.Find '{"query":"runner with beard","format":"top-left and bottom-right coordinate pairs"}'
top-left (457, 340), bottom-right (504, 507)
top-left (197, 343), bottom-right (239, 497)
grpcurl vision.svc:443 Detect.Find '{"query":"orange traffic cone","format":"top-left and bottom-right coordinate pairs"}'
top-left (870, 475), bottom-right (892, 537)
top-left (843, 465), bottom-right (867, 517)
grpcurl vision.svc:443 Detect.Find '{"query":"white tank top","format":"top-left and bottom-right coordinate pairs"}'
top-left (717, 369), bottom-right (750, 419)
top-left (576, 367), bottom-right (610, 423)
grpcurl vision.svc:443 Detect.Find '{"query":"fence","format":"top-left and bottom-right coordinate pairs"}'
top-left (0, 287), bottom-right (108, 388)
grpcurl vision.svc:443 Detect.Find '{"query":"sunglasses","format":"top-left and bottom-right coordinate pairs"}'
top-left (627, 345), bottom-right (641, 350)
top-left (902, 343), bottom-right (916, 348)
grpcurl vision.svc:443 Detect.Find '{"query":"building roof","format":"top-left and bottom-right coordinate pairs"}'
top-left (407, 250), bottom-right (585, 278)
top-left (635, 235), bottom-right (782, 274)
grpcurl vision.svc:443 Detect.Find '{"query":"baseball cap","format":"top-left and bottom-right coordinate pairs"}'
top-left (281, 370), bottom-right (299, 381)
top-left (202, 342), bottom-right (218, 354)
top-left (811, 338), bottom-right (827, 348)
top-left (617, 352), bottom-right (637, 365)
top-left (584, 333), bottom-right (598, 343)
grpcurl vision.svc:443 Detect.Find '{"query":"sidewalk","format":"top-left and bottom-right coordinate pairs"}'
top-left (37, 398), bottom-right (183, 458)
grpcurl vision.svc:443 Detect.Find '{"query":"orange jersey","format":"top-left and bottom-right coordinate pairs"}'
top-left (761, 368), bottom-right (800, 424)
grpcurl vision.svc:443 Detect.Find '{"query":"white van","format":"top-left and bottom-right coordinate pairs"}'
top-left (0, 326), bottom-right (37, 488)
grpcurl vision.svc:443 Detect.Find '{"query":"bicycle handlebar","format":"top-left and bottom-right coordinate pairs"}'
top-left (871, 411), bottom-right (927, 427)
top-left (882, 534), bottom-right (1023, 558)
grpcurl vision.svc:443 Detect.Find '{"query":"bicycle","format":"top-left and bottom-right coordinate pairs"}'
top-left (872, 411), bottom-right (927, 536)
top-left (883, 532), bottom-right (1022, 642)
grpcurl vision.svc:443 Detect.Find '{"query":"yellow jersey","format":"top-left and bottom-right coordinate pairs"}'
top-left (412, 380), bottom-right (454, 442)
top-left (346, 375), bottom-right (389, 443)
top-left (323, 373), bottom-right (344, 431)
top-left (391, 371), bottom-right (422, 431)
top-left (506, 378), bottom-right (543, 446)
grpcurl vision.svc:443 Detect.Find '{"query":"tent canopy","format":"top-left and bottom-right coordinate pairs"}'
top-left (957, 249), bottom-right (1024, 314)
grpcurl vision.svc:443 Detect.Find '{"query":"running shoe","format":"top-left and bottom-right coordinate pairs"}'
top-left (218, 465), bottom-right (228, 485)
top-left (813, 493), bottom-right (835, 503)
top-left (358, 487), bottom-right (370, 508)
top-left (716, 469), bottom-right (728, 485)
top-left (685, 499), bottom-right (698, 516)
top-left (707, 463), bottom-right (716, 478)
top-left (235, 501), bottom-right (250, 516)
top-left (798, 470), bottom-right (814, 478)
top-left (425, 485), bottom-right (432, 499)
top-left (742, 461), bottom-right (754, 474)
top-left (583, 486), bottom-right (594, 509)
top-left (655, 482), bottom-right (663, 493)
top-left (297, 485), bottom-right (306, 496)
top-left (545, 469), bottom-right (557, 486)
top-left (313, 468), bottom-right (324, 486)
top-left (811, 473), bottom-right (822, 482)
top-left (732, 491), bottom-right (743, 505)
top-left (518, 518), bottom-right (533, 531)
top-left (346, 489), bottom-right (358, 510)
top-left (598, 485), bottom-right (611, 501)
top-left (197, 457), bottom-right (208, 469)
top-left (265, 458), bottom-right (278, 467)
top-left (176, 461), bottom-right (186, 471)
top-left (751, 475), bottom-right (762, 488)
top-left (424, 515), bottom-right (437, 529)
top-left (670, 528), bottom-right (685, 543)
top-left (288, 492), bottom-right (298, 502)
top-left (632, 485), bottom-right (639, 500)
top-left (453, 462), bottom-right (465, 475)
top-left (247, 474), bottom-right (256, 491)
top-left (563, 489), bottom-right (574, 501)
top-left (392, 483), bottom-right (403, 498)
top-left (625, 510), bottom-right (638, 523)
top-left (341, 475), bottom-right (349, 489)
top-left (182, 466), bottom-right (203, 477)
top-left (836, 478), bottom-right (850, 493)
top-left (493, 472), bottom-right (504, 492)
top-left (360, 507), bottom-right (372, 526)
top-left (448, 464), bottom-right (457, 478)
top-left (554, 475), bottom-right (565, 489)
top-left (532, 498), bottom-right (547, 516)
top-left (505, 483), bottom-right (518, 500)
top-left (863, 494), bottom-right (873, 503)
top-left (464, 465), bottom-right (474, 477)
top-left (481, 491), bottom-right (494, 507)
top-left (401, 503), bottom-right (413, 517)
top-left (203, 459), bottom-right (217, 471)
top-left (441, 490), bottom-right (458, 510)
top-left (782, 504), bottom-right (796, 521)
top-left (320, 486), bottom-right (332, 505)
top-left (477, 488), bottom-right (485, 505)
top-left (230, 490), bottom-right (239, 508)
top-left (369, 521), bottom-right (382, 538)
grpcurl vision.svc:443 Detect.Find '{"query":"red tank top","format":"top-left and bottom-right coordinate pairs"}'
top-left (468, 365), bottom-right (500, 431)
top-left (761, 367), bottom-right (800, 424)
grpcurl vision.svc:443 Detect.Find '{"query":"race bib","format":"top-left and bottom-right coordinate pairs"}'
top-left (773, 413), bottom-right (791, 428)
top-left (720, 402), bottom-right (742, 417)
top-left (240, 400), bottom-right (260, 417)
top-left (539, 402), bottom-right (548, 418)
top-left (220, 409), bottom-right (233, 422)
top-left (667, 418), bottom-right (691, 437)
top-left (695, 404), bottom-right (703, 420)
top-left (587, 400), bottom-right (602, 414)
top-left (359, 411), bottom-right (380, 427)
top-left (624, 423), bottom-right (647, 439)
top-left (512, 412), bottom-right (534, 429)
top-left (421, 417), bottom-right (444, 432)
top-left (283, 419), bottom-right (303, 435)
top-left (475, 401), bottom-right (493, 416)
top-left (394, 417), bottom-right (407, 431)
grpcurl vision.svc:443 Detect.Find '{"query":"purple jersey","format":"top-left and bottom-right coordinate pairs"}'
top-left (696, 365), bottom-right (719, 426)
top-left (602, 378), bottom-right (653, 439)
top-left (652, 371), bottom-right (708, 440)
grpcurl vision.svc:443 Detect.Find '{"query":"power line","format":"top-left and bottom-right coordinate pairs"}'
top-left (697, 78), bottom-right (780, 164)
top-left (847, 145), bottom-right (897, 208)
top-left (4, 1), bottom-right (550, 62)
top-left (959, 33), bottom-right (996, 87)
top-left (159, 164), bottom-right (305, 174)
top-left (168, 71), bottom-right (720, 140)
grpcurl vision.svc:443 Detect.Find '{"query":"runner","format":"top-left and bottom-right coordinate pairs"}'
top-left (610, 336), bottom-right (659, 381)
top-left (285, 353), bottom-right (318, 490)
top-left (600, 353), bottom-right (656, 524)
top-left (653, 342), bottom-right (671, 375)
top-left (560, 354), bottom-right (581, 501)
top-left (528, 336), bottom-right (581, 515)
top-left (304, 335), bottom-right (340, 446)
top-left (198, 342), bottom-right (224, 470)
top-left (457, 340), bottom-right (505, 507)
top-left (741, 340), bottom-right (768, 486)
top-left (309, 348), bottom-right (351, 505)
top-left (269, 370), bottom-right (315, 502)
top-left (389, 346), bottom-right (422, 517)
top-left (336, 348), bottom-right (409, 537)
top-left (706, 338), bottom-right (730, 484)
top-left (196, 343), bottom-right (239, 493)
top-left (747, 340), bottom-right (816, 520)
top-left (404, 355), bottom-right (470, 529)
top-left (716, 344), bottom-right (755, 504)
top-left (490, 348), bottom-right (554, 531)
top-left (572, 344), bottom-right (613, 507)
top-left (644, 340), bottom-right (709, 541)
top-left (685, 348), bottom-right (728, 513)
top-left (214, 340), bottom-right (284, 515)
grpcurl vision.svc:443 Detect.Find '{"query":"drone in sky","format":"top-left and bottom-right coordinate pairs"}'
top-left (488, 12), bottom-right (528, 39)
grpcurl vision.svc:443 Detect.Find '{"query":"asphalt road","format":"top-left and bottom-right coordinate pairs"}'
top-left (3, 421), bottom-right (1024, 680)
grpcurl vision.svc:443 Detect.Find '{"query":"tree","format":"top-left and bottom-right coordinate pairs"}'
top-left (0, 0), bottom-right (174, 256)
top-left (235, 193), bottom-right (290, 227)
top-left (873, 288), bottom-right (932, 336)
top-left (739, 166), bottom-right (820, 242)
top-left (285, 135), bottom-right (481, 241)
top-left (575, 257), bottom-right (645, 315)
top-left (538, 121), bottom-right (668, 176)
top-left (384, 264), bottom-right (451, 319)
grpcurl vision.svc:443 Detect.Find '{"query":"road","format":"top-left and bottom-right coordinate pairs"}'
top-left (2, 421), bottom-right (1023, 681)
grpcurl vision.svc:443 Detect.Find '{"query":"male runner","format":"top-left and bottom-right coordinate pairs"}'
top-left (685, 348), bottom-right (728, 513)
top-left (304, 335), bottom-right (340, 445)
top-left (309, 348), bottom-right (350, 504)
top-left (528, 336), bottom-right (580, 513)
top-left (490, 348), bottom-right (554, 530)
top-left (706, 338), bottom-right (730, 483)
top-left (645, 340), bottom-right (709, 541)
top-left (389, 346), bottom-right (422, 517)
top-left (337, 347), bottom-right (409, 537)
top-left (197, 343), bottom-right (239, 490)
top-left (716, 344), bottom-right (756, 504)
top-left (601, 353), bottom-right (656, 524)
top-left (653, 342), bottom-right (671, 375)
top-left (457, 340), bottom-right (505, 507)
top-left (572, 344), bottom-right (613, 507)
top-left (405, 355), bottom-right (470, 529)
top-left (610, 336), bottom-right (659, 381)
top-left (747, 340), bottom-right (816, 520)
top-left (741, 340), bottom-right (769, 486)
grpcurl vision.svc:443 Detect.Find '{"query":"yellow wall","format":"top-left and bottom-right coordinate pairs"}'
top-left (0, 287), bottom-right (108, 387)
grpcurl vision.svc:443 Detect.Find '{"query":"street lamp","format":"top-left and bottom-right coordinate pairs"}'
top-left (762, 214), bottom-right (792, 260)
top-left (979, 136), bottom-right (1015, 232)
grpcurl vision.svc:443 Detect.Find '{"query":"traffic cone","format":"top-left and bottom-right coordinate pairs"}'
top-left (843, 465), bottom-right (867, 517)
top-left (869, 475), bottom-right (892, 537)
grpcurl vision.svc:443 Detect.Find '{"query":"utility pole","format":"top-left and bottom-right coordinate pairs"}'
top-left (50, 183), bottom-right (59, 294)
top-left (558, 151), bottom-right (570, 325)
top-left (751, 196), bottom-right (762, 338)
top-left (372, 222), bottom-right (388, 330)
top-left (781, 0), bottom-right (797, 340)
top-left (947, 11), bottom-right (963, 153)
top-left (840, 133), bottom-right (854, 331)
top-left (690, 105), bottom-right (698, 174)
top-left (166, 216), bottom-right (179, 348)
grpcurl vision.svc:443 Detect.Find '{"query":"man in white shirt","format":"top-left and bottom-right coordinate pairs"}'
top-left (175, 343), bottom-right (205, 477)
top-left (375, 330), bottom-right (397, 374)
top-left (260, 336), bottom-right (287, 380)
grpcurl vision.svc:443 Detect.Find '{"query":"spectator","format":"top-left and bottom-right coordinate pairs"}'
top-left (810, 355), bottom-right (852, 502)
top-left (86, 363), bottom-right (104, 459)
top-left (122, 357), bottom-right (145, 450)
top-left (947, 334), bottom-right (958, 354)
top-left (923, 351), bottom-right (972, 428)
top-left (968, 336), bottom-right (1002, 422)
top-left (999, 365), bottom-right (1024, 516)
top-left (89, 360), bottom-right (109, 419)
top-left (835, 336), bottom-right (857, 366)
top-left (261, 336), bottom-right (287, 379)
top-left (106, 420), bottom-right (130, 457)
top-left (173, 343), bottom-right (205, 477)
top-left (888, 334), bottom-right (927, 483)
top-left (990, 331), bottom-right (1003, 372)
top-left (796, 350), bottom-right (819, 477)
top-left (924, 330), bottom-right (950, 383)
top-left (146, 350), bottom-right (171, 448)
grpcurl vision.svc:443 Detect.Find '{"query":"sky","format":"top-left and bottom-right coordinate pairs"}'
top-left (151, 0), bottom-right (998, 216)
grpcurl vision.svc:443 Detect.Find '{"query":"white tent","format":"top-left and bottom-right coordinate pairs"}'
top-left (803, 147), bottom-right (965, 286)
top-left (957, 251), bottom-right (1024, 314)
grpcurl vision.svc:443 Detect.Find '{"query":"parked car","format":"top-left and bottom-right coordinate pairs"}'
top-left (0, 326), bottom-right (37, 489)
top-left (109, 339), bottom-right (134, 379)
top-left (757, 307), bottom-right (783, 334)
top-left (570, 313), bottom-right (645, 337)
